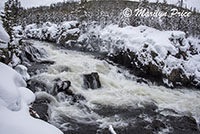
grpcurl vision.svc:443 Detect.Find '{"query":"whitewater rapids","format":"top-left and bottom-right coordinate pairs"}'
top-left (29, 40), bottom-right (200, 131)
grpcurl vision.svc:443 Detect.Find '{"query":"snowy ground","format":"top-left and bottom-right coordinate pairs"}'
top-left (0, 62), bottom-right (63, 134)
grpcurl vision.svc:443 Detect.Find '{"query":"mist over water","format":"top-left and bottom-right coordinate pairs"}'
top-left (30, 40), bottom-right (200, 133)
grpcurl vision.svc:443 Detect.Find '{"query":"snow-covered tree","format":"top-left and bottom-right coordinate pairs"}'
top-left (178, 0), bottom-right (184, 7)
top-left (1, 0), bottom-right (22, 42)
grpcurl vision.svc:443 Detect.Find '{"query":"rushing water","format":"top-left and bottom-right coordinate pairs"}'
top-left (29, 40), bottom-right (200, 134)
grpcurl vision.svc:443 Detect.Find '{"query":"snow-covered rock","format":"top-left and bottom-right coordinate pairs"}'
top-left (15, 65), bottom-right (30, 81)
top-left (20, 44), bottom-right (48, 63)
top-left (13, 25), bottom-right (24, 38)
top-left (14, 21), bottom-right (80, 45)
top-left (10, 53), bottom-right (21, 67)
top-left (0, 62), bottom-right (63, 134)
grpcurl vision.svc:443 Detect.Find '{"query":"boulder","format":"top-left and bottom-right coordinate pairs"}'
top-left (109, 50), bottom-right (164, 85)
top-left (53, 78), bottom-right (86, 103)
top-left (31, 98), bottom-right (49, 121)
top-left (72, 94), bottom-right (86, 103)
top-left (108, 48), bottom-right (198, 89)
top-left (38, 60), bottom-right (55, 64)
top-left (83, 72), bottom-right (101, 89)
top-left (166, 116), bottom-right (198, 132)
top-left (20, 45), bottom-right (48, 63)
top-left (27, 79), bottom-right (49, 93)
top-left (151, 120), bottom-right (166, 131)
top-left (53, 78), bottom-right (72, 96)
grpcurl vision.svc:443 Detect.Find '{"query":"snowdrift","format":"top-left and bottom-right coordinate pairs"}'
top-left (0, 62), bottom-right (63, 134)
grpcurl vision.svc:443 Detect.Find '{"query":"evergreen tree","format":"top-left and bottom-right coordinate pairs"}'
top-left (1, 0), bottom-right (22, 42)
top-left (163, 0), bottom-right (167, 4)
top-left (178, 0), bottom-right (184, 7)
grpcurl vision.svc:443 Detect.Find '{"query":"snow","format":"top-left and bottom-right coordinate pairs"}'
top-left (80, 24), bottom-right (181, 56)
top-left (15, 65), bottom-right (30, 81)
top-left (0, 62), bottom-right (63, 134)
top-left (0, 0), bottom-right (9, 43)
top-left (0, 21), bottom-right (9, 43)
top-left (62, 21), bottom-right (78, 29)
top-left (17, 21), bottom-right (79, 42)
top-left (18, 87), bottom-right (35, 105)
top-left (0, 1), bottom-right (9, 43)
top-left (0, 106), bottom-right (63, 134)
top-left (109, 125), bottom-right (117, 134)
top-left (0, 62), bottom-right (26, 111)
top-left (10, 53), bottom-right (21, 67)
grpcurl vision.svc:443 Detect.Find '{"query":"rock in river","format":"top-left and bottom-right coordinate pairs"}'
top-left (83, 72), bottom-right (101, 89)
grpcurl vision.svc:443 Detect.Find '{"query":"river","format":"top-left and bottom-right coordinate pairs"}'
top-left (28, 40), bottom-right (200, 134)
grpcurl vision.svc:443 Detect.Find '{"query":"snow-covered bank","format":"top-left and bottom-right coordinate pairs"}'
top-left (84, 24), bottom-right (200, 88)
top-left (14, 22), bottom-right (200, 88)
top-left (0, 62), bottom-right (63, 134)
